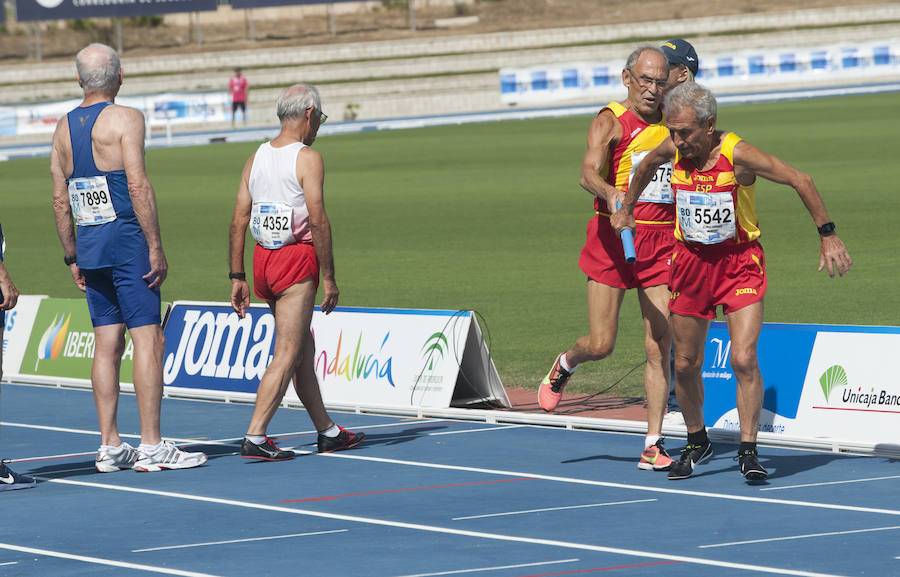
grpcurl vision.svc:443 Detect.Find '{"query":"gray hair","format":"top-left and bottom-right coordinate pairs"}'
top-left (75, 43), bottom-right (120, 95)
top-left (664, 81), bottom-right (717, 123)
top-left (625, 45), bottom-right (667, 73)
top-left (276, 84), bottom-right (321, 123)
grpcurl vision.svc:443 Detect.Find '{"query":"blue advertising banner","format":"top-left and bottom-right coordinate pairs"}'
top-left (15, 0), bottom-right (219, 22)
top-left (701, 321), bottom-right (900, 447)
top-left (232, 0), bottom-right (358, 8)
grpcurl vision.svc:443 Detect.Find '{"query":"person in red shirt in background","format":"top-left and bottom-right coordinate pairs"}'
top-left (229, 67), bottom-right (249, 127)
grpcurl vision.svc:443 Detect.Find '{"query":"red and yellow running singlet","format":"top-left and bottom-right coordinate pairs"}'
top-left (672, 132), bottom-right (760, 245)
top-left (596, 102), bottom-right (675, 228)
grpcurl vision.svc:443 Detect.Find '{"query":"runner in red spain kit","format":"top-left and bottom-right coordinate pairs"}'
top-left (613, 82), bottom-right (852, 481)
top-left (538, 45), bottom-right (682, 472)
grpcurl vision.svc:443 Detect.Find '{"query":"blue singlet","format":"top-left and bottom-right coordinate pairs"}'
top-left (67, 102), bottom-right (147, 269)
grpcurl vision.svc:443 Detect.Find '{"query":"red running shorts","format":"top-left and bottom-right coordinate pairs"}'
top-left (578, 215), bottom-right (675, 289)
top-left (668, 240), bottom-right (766, 320)
top-left (252, 242), bottom-right (319, 302)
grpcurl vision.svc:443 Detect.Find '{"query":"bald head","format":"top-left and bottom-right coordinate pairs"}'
top-left (276, 84), bottom-right (321, 123)
top-left (625, 45), bottom-right (668, 75)
top-left (76, 43), bottom-right (121, 96)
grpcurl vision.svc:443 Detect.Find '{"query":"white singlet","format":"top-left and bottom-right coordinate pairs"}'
top-left (248, 141), bottom-right (312, 249)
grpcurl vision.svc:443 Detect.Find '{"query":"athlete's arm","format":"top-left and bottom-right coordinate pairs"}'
top-left (734, 140), bottom-right (852, 278)
top-left (120, 107), bottom-right (168, 289)
top-left (229, 153), bottom-right (254, 317)
top-left (299, 147), bottom-right (338, 315)
top-left (611, 138), bottom-right (676, 235)
top-left (579, 110), bottom-right (622, 211)
top-left (0, 262), bottom-right (18, 312)
top-left (49, 118), bottom-right (85, 292)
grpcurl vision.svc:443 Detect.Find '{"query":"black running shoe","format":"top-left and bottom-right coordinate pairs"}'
top-left (240, 437), bottom-right (295, 461)
top-left (736, 448), bottom-right (768, 481)
top-left (667, 442), bottom-right (712, 480)
top-left (0, 460), bottom-right (36, 491)
top-left (317, 427), bottom-right (365, 453)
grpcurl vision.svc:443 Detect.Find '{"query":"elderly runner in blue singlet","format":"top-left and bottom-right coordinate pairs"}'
top-left (50, 43), bottom-right (207, 473)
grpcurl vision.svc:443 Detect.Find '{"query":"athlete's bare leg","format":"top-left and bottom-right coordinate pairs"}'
top-left (566, 280), bottom-right (625, 366)
top-left (128, 323), bottom-right (165, 446)
top-left (292, 330), bottom-right (334, 432)
top-left (92, 323), bottom-right (127, 447)
top-left (637, 284), bottom-right (671, 437)
top-left (670, 313), bottom-right (710, 434)
top-left (246, 279), bottom-right (316, 436)
top-left (725, 301), bottom-right (764, 443)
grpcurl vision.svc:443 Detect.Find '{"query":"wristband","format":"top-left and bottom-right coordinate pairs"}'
top-left (229, 272), bottom-right (246, 281)
top-left (64, 254), bottom-right (77, 266)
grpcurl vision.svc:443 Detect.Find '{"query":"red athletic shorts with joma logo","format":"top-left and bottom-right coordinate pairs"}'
top-left (668, 240), bottom-right (766, 319)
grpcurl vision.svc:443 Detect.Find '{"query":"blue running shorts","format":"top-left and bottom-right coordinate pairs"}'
top-left (82, 250), bottom-right (161, 329)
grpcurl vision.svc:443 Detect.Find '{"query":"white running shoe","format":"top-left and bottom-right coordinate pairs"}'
top-left (133, 441), bottom-right (207, 472)
top-left (95, 442), bottom-right (140, 473)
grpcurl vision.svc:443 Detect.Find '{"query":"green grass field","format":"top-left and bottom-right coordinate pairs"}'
top-left (3, 92), bottom-right (898, 396)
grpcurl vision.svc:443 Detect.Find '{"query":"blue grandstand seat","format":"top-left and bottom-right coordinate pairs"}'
top-left (592, 66), bottom-right (610, 86)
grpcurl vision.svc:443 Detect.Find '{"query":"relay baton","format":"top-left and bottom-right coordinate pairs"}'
top-left (616, 202), bottom-right (636, 263)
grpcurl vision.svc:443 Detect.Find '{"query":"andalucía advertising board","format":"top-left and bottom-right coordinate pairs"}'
top-left (702, 322), bottom-right (900, 448)
top-left (163, 302), bottom-right (507, 409)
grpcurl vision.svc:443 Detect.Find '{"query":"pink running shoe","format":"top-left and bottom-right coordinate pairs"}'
top-left (638, 439), bottom-right (675, 471)
top-left (538, 353), bottom-right (572, 412)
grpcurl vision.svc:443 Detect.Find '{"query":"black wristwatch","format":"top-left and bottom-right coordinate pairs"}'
top-left (63, 254), bottom-right (77, 266)
top-left (229, 272), bottom-right (246, 281)
top-left (817, 222), bottom-right (836, 237)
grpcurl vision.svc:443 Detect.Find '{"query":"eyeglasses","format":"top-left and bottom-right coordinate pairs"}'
top-left (627, 68), bottom-right (668, 90)
top-left (307, 107), bottom-right (328, 124)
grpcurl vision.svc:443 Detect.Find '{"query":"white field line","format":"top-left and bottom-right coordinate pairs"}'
top-left (699, 525), bottom-right (900, 548)
top-left (759, 475), bottom-right (900, 491)
top-left (387, 558), bottom-right (580, 577)
top-left (132, 529), bottom-right (348, 552)
top-left (3, 418), bottom-right (450, 462)
top-left (452, 499), bottom-right (658, 520)
top-left (290, 449), bottom-right (900, 517)
top-left (38, 476), bottom-right (857, 577)
top-left (0, 542), bottom-right (222, 577)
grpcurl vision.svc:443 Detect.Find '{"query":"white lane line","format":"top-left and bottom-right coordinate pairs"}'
top-left (428, 425), bottom-right (527, 436)
top-left (1, 422), bottom-right (142, 439)
top-left (4, 418), bottom-right (448, 462)
top-left (388, 558), bottom-right (580, 577)
top-left (0, 542), bottom-right (222, 577)
top-left (452, 499), bottom-right (657, 520)
top-left (39, 477), bottom-right (857, 577)
top-left (290, 450), bottom-right (900, 517)
top-left (7, 451), bottom-right (96, 463)
top-left (760, 475), bottom-right (900, 491)
top-left (132, 529), bottom-right (348, 552)
top-left (0, 422), bottom-right (226, 446)
top-left (699, 525), bottom-right (900, 548)
top-left (0, 561), bottom-right (17, 566)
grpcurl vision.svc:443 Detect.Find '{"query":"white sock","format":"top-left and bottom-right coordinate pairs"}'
top-left (245, 435), bottom-right (267, 445)
top-left (320, 425), bottom-right (340, 438)
top-left (645, 435), bottom-right (661, 449)
top-left (559, 352), bottom-right (577, 373)
top-left (100, 443), bottom-right (125, 453)
top-left (138, 441), bottom-right (164, 454)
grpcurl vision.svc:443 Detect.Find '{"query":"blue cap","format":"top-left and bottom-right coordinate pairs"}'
top-left (661, 39), bottom-right (699, 77)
